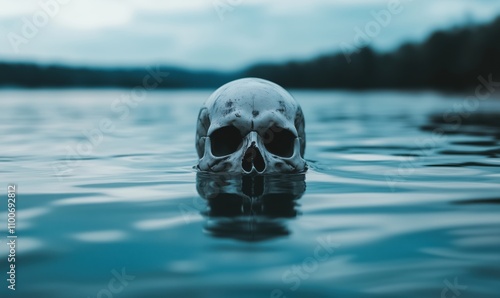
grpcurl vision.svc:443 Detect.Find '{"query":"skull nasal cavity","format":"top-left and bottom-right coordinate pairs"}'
top-left (242, 142), bottom-right (266, 173)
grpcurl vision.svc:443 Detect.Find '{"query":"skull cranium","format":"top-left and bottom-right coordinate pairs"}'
top-left (196, 78), bottom-right (306, 174)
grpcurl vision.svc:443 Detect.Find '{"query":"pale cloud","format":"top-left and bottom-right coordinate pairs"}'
top-left (55, 1), bottom-right (134, 30)
top-left (129, 0), bottom-right (211, 13)
top-left (0, 1), bottom-right (38, 17)
top-left (426, 0), bottom-right (494, 21)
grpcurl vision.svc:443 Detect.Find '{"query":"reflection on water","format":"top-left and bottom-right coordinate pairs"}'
top-left (197, 173), bottom-right (305, 241)
top-left (1, 90), bottom-right (500, 298)
top-left (422, 112), bottom-right (500, 161)
top-left (422, 112), bottom-right (500, 140)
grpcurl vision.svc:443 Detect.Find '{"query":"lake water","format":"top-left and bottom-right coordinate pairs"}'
top-left (1, 90), bottom-right (499, 298)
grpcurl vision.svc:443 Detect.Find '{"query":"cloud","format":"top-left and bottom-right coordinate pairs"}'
top-left (0, 1), bottom-right (38, 17)
top-left (55, 1), bottom-right (134, 30)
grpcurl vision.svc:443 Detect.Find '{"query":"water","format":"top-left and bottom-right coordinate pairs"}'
top-left (1, 89), bottom-right (499, 298)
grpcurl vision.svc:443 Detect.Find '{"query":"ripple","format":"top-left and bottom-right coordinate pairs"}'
top-left (166, 260), bottom-right (206, 274)
top-left (0, 237), bottom-right (44, 254)
top-left (452, 140), bottom-right (498, 146)
top-left (52, 195), bottom-right (122, 205)
top-left (320, 153), bottom-right (406, 161)
top-left (72, 230), bottom-right (127, 243)
top-left (453, 198), bottom-right (500, 205)
top-left (76, 181), bottom-right (189, 188)
top-left (454, 235), bottom-right (500, 247)
top-left (428, 162), bottom-right (500, 167)
top-left (323, 145), bottom-right (419, 152)
top-left (439, 148), bottom-right (500, 157)
top-left (134, 216), bottom-right (203, 231)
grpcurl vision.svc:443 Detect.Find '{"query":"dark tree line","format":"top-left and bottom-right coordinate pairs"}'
top-left (1, 16), bottom-right (499, 90)
top-left (0, 64), bottom-right (232, 88)
top-left (244, 16), bottom-right (500, 90)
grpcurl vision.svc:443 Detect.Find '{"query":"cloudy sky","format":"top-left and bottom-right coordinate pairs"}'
top-left (1, 0), bottom-right (499, 70)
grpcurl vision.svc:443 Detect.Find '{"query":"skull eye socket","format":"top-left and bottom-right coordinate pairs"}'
top-left (210, 126), bottom-right (242, 157)
top-left (264, 126), bottom-right (296, 158)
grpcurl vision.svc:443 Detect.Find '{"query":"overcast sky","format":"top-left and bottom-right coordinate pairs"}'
top-left (1, 0), bottom-right (499, 70)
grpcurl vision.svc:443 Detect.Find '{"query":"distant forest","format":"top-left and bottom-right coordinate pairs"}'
top-left (1, 16), bottom-right (499, 90)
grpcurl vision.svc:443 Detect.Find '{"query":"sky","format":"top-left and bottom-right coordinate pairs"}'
top-left (0, 0), bottom-right (499, 70)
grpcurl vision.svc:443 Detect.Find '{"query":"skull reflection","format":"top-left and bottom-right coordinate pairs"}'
top-left (197, 173), bottom-right (306, 241)
top-left (196, 78), bottom-right (307, 174)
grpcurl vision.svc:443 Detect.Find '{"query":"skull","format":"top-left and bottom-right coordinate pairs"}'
top-left (196, 78), bottom-right (306, 174)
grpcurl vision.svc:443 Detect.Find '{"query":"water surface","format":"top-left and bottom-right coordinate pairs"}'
top-left (1, 90), bottom-right (499, 298)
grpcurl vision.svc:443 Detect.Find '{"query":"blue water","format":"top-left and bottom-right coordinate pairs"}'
top-left (1, 90), bottom-right (500, 298)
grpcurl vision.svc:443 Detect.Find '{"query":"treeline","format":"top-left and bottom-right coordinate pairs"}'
top-left (244, 16), bottom-right (500, 90)
top-left (0, 64), bottom-right (233, 88)
top-left (1, 16), bottom-right (499, 90)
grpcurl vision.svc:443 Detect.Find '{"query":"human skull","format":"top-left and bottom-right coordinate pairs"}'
top-left (196, 78), bottom-right (306, 174)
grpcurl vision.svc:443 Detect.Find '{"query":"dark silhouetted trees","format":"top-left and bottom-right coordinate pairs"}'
top-left (244, 16), bottom-right (500, 91)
